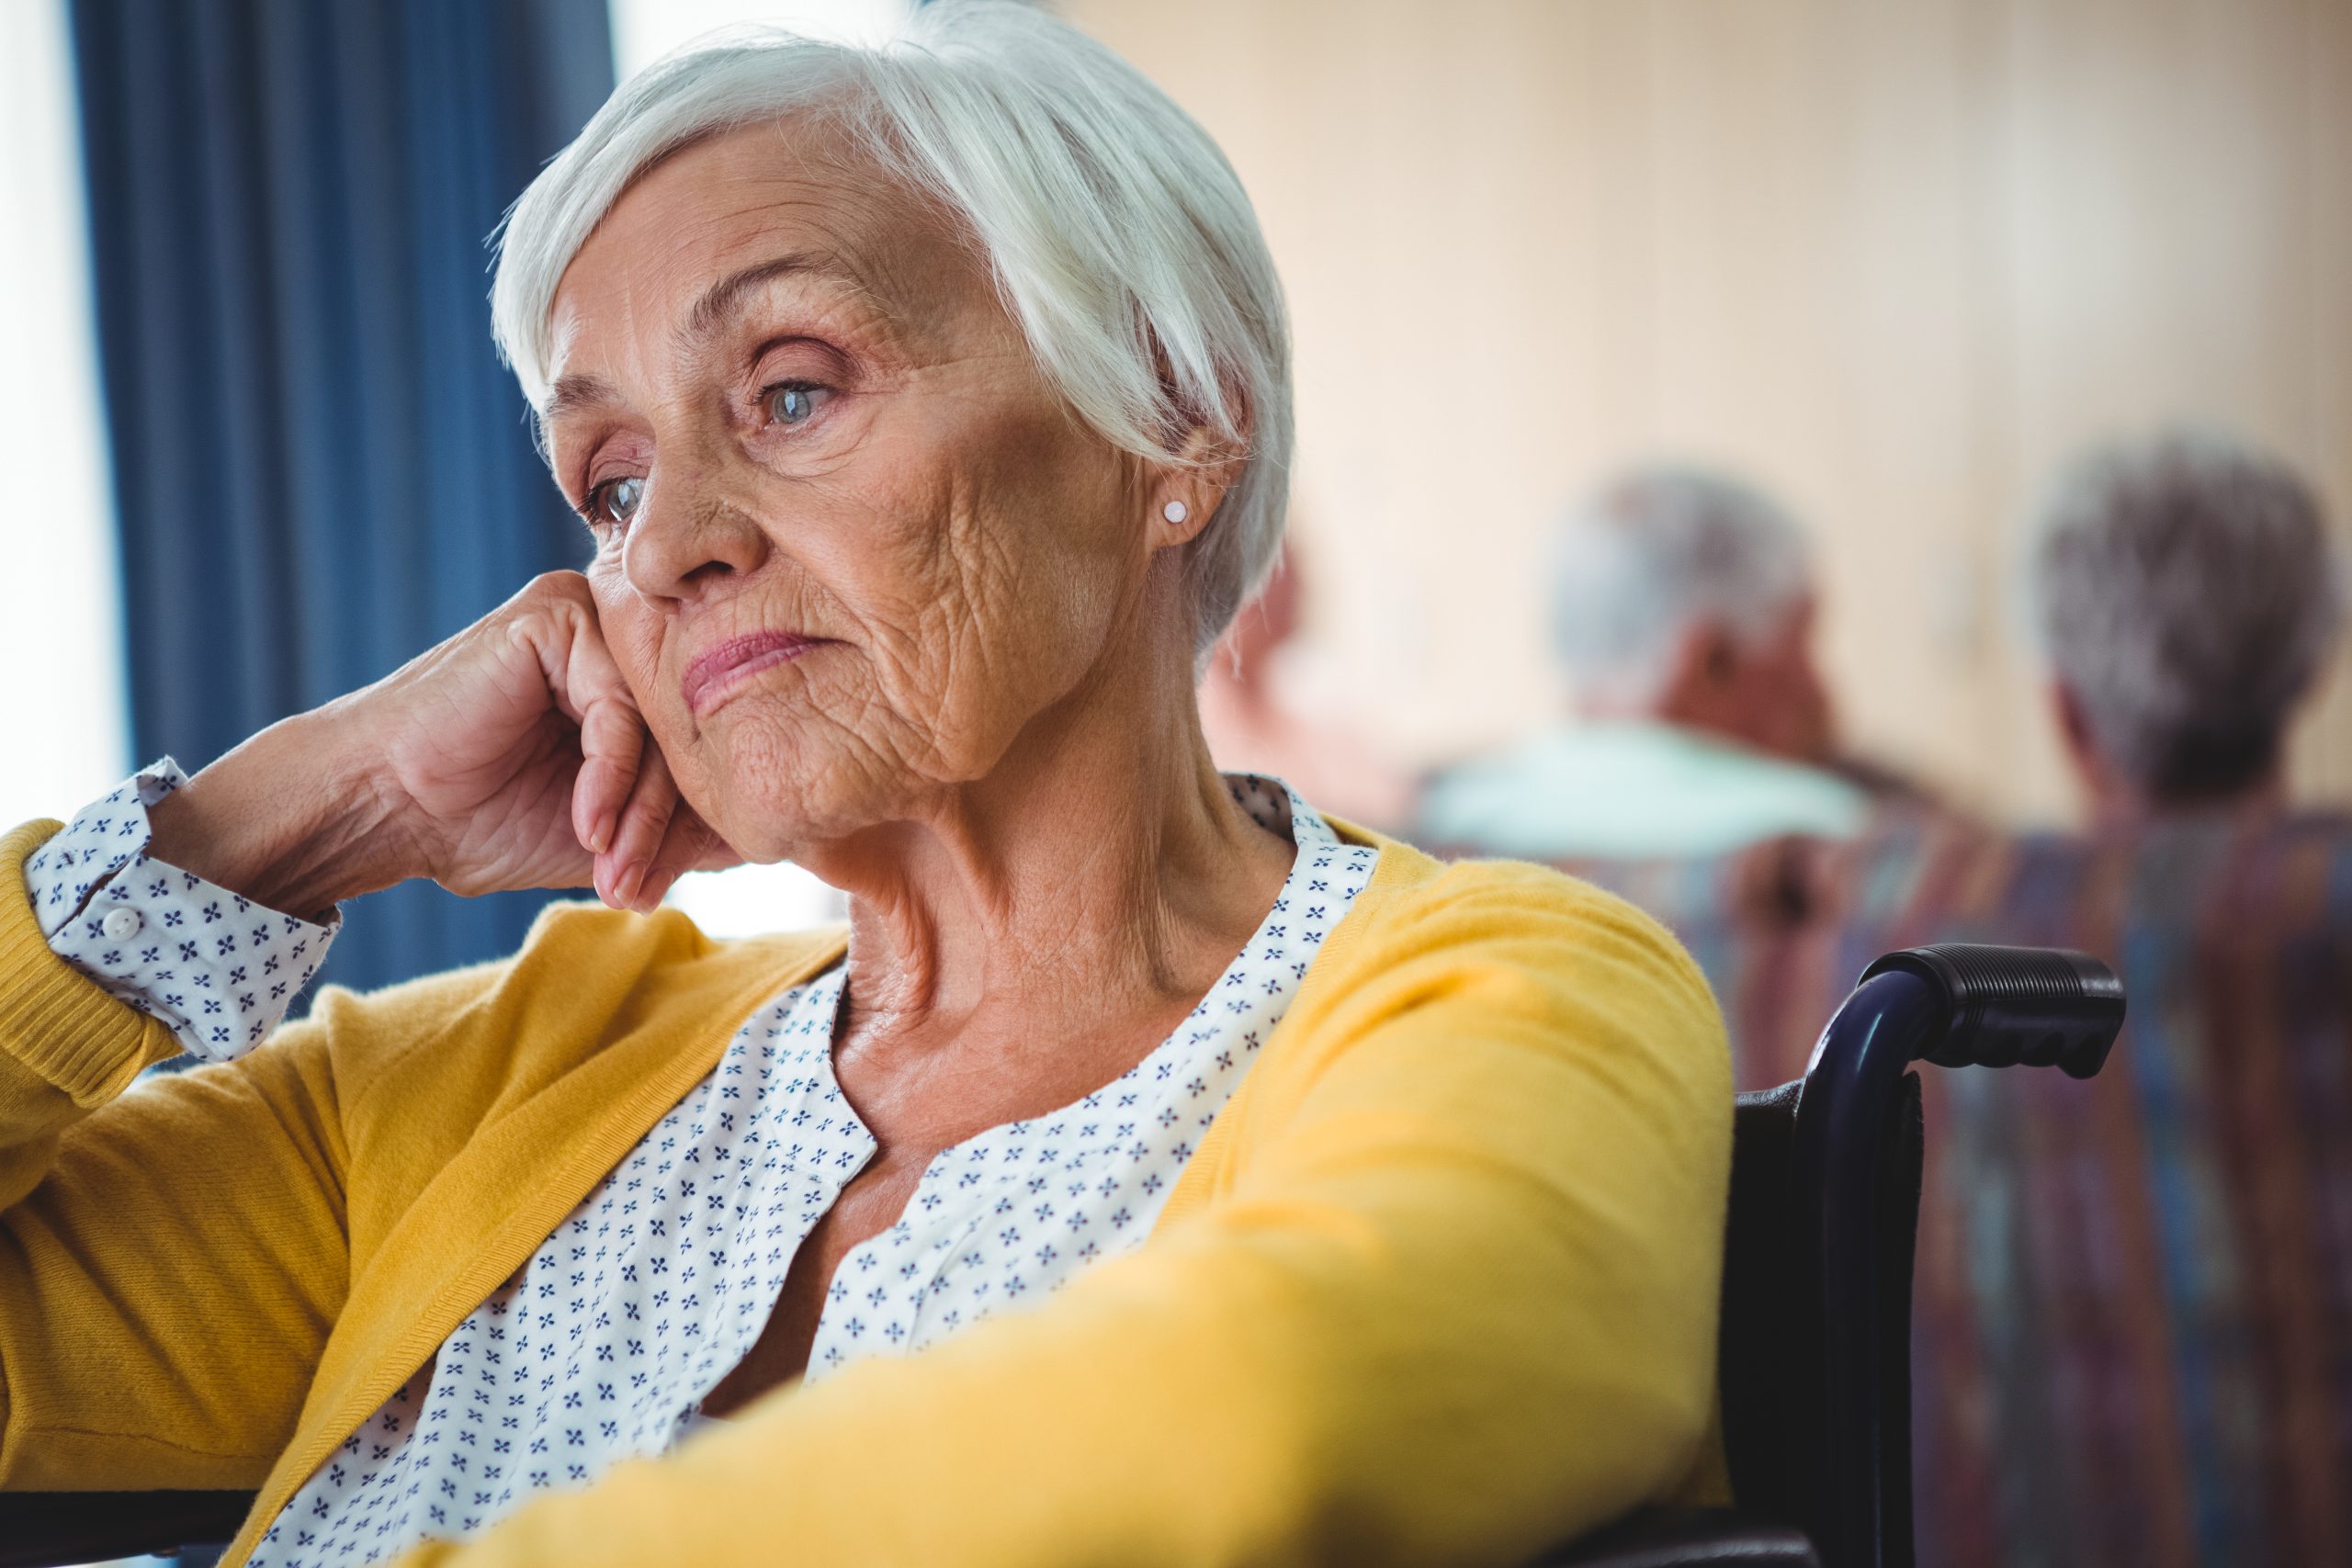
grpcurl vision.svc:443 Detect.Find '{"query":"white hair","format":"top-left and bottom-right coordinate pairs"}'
top-left (1547, 464), bottom-right (1815, 704)
top-left (2030, 426), bottom-right (2344, 801)
top-left (491, 0), bottom-right (1291, 656)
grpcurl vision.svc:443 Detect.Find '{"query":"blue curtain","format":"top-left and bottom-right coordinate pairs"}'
top-left (70, 0), bottom-right (615, 995)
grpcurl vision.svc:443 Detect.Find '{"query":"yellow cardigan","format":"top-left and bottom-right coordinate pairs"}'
top-left (0, 817), bottom-right (1731, 1568)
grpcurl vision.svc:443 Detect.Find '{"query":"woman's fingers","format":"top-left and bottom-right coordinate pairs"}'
top-left (571, 699), bottom-right (645, 860)
top-left (514, 576), bottom-right (727, 914)
top-left (604, 742), bottom-right (683, 911)
top-left (527, 586), bottom-right (646, 863)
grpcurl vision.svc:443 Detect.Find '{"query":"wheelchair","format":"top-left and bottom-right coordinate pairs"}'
top-left (0, 944), bottom-right (2122, 1568)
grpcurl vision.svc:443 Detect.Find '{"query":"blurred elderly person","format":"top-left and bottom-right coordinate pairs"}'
top-left (1420, 464), bottom-right (1871, 859)
top-left (2031, 427), bottom-right (2344, 824)
top-left (0, 8), bottom-right (1728, 1568)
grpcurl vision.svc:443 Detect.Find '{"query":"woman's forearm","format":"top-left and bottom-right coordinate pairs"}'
top-left (144, 705), bottom-right (415, 919)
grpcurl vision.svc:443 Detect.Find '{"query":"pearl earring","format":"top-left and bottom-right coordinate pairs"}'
top-left (1162, 501), bottom-right (1189, 524)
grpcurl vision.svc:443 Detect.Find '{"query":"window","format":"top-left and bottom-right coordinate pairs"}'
top-left (0, 0), bottom-right (130, 831)
top-left (611, 0), bottom-right (909, 76)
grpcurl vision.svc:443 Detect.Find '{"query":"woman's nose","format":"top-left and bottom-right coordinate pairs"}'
top-left (620, 472), bottom-right (772, 604)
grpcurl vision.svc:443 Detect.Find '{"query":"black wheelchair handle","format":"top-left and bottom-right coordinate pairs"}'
top-left (1859, 943), bottom-right (2124, 1079)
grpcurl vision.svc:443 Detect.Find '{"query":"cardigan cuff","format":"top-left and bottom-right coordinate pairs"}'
top-left (28, 762), bottom-right (341, 1061)
top-left (1, 820), bottom-right (177, 1107)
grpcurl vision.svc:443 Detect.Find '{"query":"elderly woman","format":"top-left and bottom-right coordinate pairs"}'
top-left (0, 7), bottom-right (1728, 1566)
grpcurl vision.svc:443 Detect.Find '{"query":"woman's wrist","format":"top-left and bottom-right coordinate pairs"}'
top-left (144, 708), bottom-right (420, 919)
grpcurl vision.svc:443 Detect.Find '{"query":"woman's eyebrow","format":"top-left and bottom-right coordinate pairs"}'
top-left (545, 373), bottom-right (622, 423)
top-left (683, 251), bottom-right (856, 343)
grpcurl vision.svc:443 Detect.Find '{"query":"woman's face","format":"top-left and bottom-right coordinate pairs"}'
top-left (542, 118), bottom-right (1156, 863)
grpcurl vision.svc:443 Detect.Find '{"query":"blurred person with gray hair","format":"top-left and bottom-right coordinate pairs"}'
top-left (1420, 464), bottom-right (1874, 859)
top-left (2031, 427), bottom-right (2344, 822)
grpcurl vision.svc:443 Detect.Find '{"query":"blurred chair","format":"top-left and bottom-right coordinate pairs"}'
top-left (1568, 812), bottom-right (2352, 1568)
top-left (0, 943), bottom-right (2125, 1568)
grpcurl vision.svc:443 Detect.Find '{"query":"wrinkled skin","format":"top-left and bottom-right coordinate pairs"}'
top-left (545, 121), bottom-right (1153, 869)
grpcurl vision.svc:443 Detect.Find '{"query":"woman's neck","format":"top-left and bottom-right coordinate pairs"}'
top-left (800, 586), bottom-right (1296, 1050)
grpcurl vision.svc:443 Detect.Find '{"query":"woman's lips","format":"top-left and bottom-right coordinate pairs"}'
top-left (683, 631), bottom-right (826, 716)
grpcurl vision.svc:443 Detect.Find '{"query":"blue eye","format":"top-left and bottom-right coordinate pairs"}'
top-left (765, 383), bottom-right (828, 426)
top-left (590, 476), bottom-right (644, 527)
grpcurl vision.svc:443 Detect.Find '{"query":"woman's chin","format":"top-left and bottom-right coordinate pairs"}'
top-left (685, 750), bottom-right (876, 870)
top-left (693, 785), bottom-right (824, 869)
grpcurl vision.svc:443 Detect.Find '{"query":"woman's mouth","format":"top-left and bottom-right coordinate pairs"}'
top-left (683, 631), bottom-right (829, 716)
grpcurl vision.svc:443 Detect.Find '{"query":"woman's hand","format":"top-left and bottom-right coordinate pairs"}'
top-left (366, 572), bottom-right (738, 908)
top-left (147, 573), bottom-right (738, 917)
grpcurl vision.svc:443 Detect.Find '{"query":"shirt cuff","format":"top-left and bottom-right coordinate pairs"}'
top-left (23, 760), bottom-right (340, 1061)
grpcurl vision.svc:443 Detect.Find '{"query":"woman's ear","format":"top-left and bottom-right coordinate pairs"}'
top-left (1147, 428), bottom-right (1244, 552)
top-left (1148, 491), bottom-right (1213, 549)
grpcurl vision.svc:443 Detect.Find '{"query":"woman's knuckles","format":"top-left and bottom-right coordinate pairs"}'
top-left (343, 571), bottom-right (661, 898)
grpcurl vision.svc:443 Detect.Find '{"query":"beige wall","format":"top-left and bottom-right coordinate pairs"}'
top-left (1067, 0), bottom-right (2352, 824)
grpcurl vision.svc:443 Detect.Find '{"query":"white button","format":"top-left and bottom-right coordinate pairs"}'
top-left (101, 908), bottom-right (142, 941)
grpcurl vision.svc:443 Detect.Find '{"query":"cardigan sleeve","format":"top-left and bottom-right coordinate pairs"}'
top-left (0, 819), bottom-right (351, 1489)
top-left (390, 862), bottom-right (1734, 1568)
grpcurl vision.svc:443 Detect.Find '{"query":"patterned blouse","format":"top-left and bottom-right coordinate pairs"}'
top-left (26, 766), bottom-right (1378, 1568)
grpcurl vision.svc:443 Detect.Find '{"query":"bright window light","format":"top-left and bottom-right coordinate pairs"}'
top-left (0, 0), bottom-right (130, 832)
top-left (612, 0), bottom-right (910, 75)
top-left (607, 0), bottom-right (902, 935)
